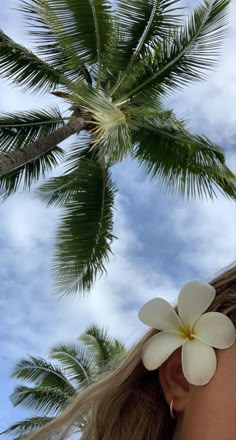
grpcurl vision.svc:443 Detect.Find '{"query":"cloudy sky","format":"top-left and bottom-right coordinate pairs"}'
top-left (0, 0), bottom-right (235, 433)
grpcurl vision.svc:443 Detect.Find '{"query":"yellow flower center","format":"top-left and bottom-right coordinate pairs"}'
top-left (179, 324), bottom-right (195, 341)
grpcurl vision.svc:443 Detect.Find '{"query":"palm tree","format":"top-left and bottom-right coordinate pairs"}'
top-left (0, 0), bottom-right (235, 296)
top-left (0, 325), bottom-right (127, 439)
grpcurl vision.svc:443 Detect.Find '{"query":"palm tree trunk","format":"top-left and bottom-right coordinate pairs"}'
top-left (0, 117), bottom-right (85, 177)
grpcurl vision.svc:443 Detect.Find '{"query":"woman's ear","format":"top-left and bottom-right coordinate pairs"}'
top-left (158, 347), bottom-right (190, 413)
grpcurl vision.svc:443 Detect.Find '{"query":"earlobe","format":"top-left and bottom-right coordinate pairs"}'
top-left (158, 347), bottom-right (189, 413)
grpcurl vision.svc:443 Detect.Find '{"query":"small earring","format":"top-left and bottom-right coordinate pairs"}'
top-left (170, 399), bottom-right (177, 420)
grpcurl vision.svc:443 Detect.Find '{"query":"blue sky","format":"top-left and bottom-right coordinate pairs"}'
top-left (0, 0), bottom-right (236, 434)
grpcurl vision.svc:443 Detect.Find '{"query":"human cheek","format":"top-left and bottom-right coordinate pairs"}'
top-left (182, 346), bottom-right (236, 439)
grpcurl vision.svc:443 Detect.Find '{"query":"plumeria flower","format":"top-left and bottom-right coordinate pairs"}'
top-left (138, 281), bottom-right (236, 386)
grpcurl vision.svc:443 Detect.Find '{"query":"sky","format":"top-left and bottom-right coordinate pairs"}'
top-left (0, 0), bottom-right (236, 434)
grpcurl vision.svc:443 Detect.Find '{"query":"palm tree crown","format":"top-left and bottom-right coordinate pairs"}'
top-left (0, 325), bottom-right (127, 439)
top-left (0, 0), bottom-right (235, 295)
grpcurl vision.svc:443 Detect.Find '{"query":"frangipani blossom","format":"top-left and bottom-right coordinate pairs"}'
top-left (138, 281), bottom-right (236, 386)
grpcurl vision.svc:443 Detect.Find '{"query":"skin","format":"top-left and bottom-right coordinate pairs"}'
top-left (171, 344), bottom-right (236, 440)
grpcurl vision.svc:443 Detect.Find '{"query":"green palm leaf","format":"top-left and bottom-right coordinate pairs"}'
top-left (0, 148), bottom-right (64, 199)
top-left (0, 107), bottom-right (66, 197)
top-left (115, 0), bottom-right (181, 49)
top-left (109, 339), bottom-right (128, 359)
top-left (11, 356), bottom-right (76, 396)
top-left (0, 416), bottom-right (54, 438)
top-left (133, 115), bottom-right (236, 199)
top-left (48, 0), bottom-right (114, 87)
top-left (10, 385), bottom-right (72, 415)
top-left (79, 325), bottom-right (126, 368)
top-left (21, 0), bottom-right (91, 84)
top-left (0, 30), bottom-right (67, 92)
top-left (37, 140), bottom-right (117, 296)
top-left (49, 343), bottom-right (94, 386)
top-left (116, 0), bottom-right (230, 101)
top-left (1, 325), bottom-right (126, 438)
top-left (109, 0), bottom-right (182, 95)
top-left (0, 107), bottom-right (65, 152)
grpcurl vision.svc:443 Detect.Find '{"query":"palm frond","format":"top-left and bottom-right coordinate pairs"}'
top-left (0, 107), bottom-right (65, 152)
top-left (49, 343), bottom-right (94, 387)
top-left (116, 0), bottom-right (230, 101)
top-left (133, 115), bottom-right (236, 200)
top-left (0, 148), bottom-right (64, 199)
top-left (0, 416), bottom-right (54, 438)
top-left (10, 385), bottom-right (72, 415)
top-left (0, 107), bottom-right (68, 197)
top-left (37, 139), bottom-right (117, 296)
top-left (46, 0), bottom-right (113, 82)
top-left (0, 30), bottom-right (67, 92)
top-left (79, 324), bottom-right (126, 368)
top-left (20, 0), bottom-right (91, 84)
top-left (11, 356), bottom-right (76, 396)
top-left (109, 0), bottom-right (182, 96)
top-left (79, 326), bottom-right (111, 366)
top-left (110, 339), bottom-right (127, 359)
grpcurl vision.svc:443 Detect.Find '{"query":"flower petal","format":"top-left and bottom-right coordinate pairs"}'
top-left (182, 339), bottom-right (217, 386)
top-left (142, 331), bottom-right (184, 371)
top-left (194, 312), bottom-right (236, 349)
top-left (138, 298), bottom-right (184, 332)
top-left (178, 281), bottom-right (216, 329)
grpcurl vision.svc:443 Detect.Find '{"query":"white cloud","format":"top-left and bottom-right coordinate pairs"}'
top-left (172, 198), bottom-right (236, 276)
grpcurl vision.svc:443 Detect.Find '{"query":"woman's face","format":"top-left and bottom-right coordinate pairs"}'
top-left (175, 343), bottom-right (236, 440)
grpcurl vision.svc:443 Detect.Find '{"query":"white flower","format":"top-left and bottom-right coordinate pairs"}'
top-left (138, 281), bottom-right (236, 386)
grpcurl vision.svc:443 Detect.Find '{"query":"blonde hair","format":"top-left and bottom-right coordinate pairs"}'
top-left (29, 265), bottom-right (236, 440)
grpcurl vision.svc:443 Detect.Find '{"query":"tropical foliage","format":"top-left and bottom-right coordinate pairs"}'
top-left (0, 325), bottom-right (127, 439)
top-left (0, 0), bottom-right (235, 295)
